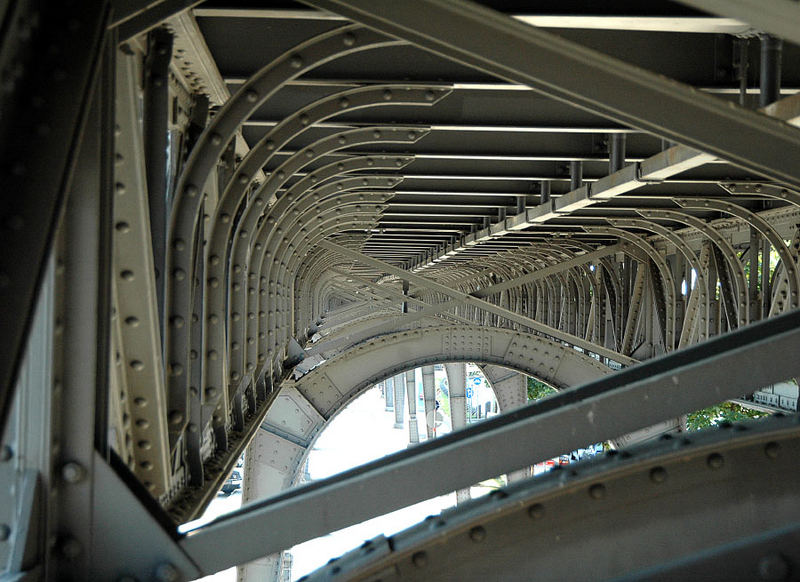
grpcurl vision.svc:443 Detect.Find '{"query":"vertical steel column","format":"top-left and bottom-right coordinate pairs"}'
top-left (392, 374), bottom-right (405, 428)
top-left (569, 161), bottom-right (583, 191)
top-left (760, 34), bottom-right (783, 107)
top-left (421, 366), bottom-right (436, 440)
top-left (749, 228), bottom-right (761, 321)
top-left (539, 181), bottom-right (551, 205)
top-left (762, 239), bottom-right (772, 317)
top-left (405, 370), bottom-right (420, 445)
top-left (609, 133), bottom-right (626, 173)
top-left (51, 73), bottom-right (113, 577)
top-left (143, 28), bottom-right (173, 338)
top-left (385, 377), bottom-right (394, 412)
top-left (444, 363), bottom-right (470, 504)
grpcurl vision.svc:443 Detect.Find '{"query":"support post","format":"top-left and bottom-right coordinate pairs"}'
top-left (540, 180), bottom-right (551, 204)
top-left (445, 363), bottom-right (470, 504)
top-left (392, 374), bottom-right (405, 428)
top-left (609, 133), bottom-right (626, 173)
top-left (421, 366), bottom-right (436, 440)
top-left (760, 34), bottom-right (783, 108)
top-left (143, 27), bottom-right (173, 338)
top-left (405, 370), bottom-right (420, 445)
top-left (570, 160), bottom-right (583, 191)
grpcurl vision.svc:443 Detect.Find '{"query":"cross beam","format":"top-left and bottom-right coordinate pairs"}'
top-left (318, 240), bottom-right (635, 365)
top-left (302, 0), bottom-right (800, 190)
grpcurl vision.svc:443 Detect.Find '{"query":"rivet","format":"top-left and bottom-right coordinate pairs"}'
top-left (528, 503), bottom-right (544, 519)
top-left (757, 553), bottom-right (789, 581)
top-left (170, 363), bottom-right (184, 376)
top-left (411, 551), bottom-right (428, 568)
top-left (138, 440), bottom-right (152, 450)
top-left (60, 537), bottom-right (82, 559)
top-left (135, 418), bottom-right (149, 428)
top-left (343, 33), bottom-right (356, 46)
top-left (185, 184), bottom-right (198, 198)
top-left (707, 453), bottom-right (724, 470)
top-left (649, 466), bottom-right (667, 483)
top-left (765, 442), bottom-right (780, 459)
top-left (124, 316), bottom-right (140, 327)
top-left (589, 483), bottom-right (606, 499)
top-left (0, 524), bottom-right (10, 541)
top-left (173, 238), bottom-right (186, 251)
top-left (339, 97), bottom-right (349, 108)
top-left (120, 270), bottom-right (134, 281)
top-left (373, 129), bottom-right (381, 139)
top-left (130, 360), bottom-right (144, 371)
top-left (469, 526), bottom-right (486, 543)
top-left (170, 315), bottom-right (184, 328)
top-left (115, 221), bottom-right (130, 232)
top-left (245, 90), bottom-right (258, 102)
top-left (0, 446), bottom-right (12, 462)
top-left (210, 132), bottom-right (222, 145)
top-left (140, 461), bottom-right (153, 470)
top-left (208, 277), bottom-right (219, 288)
top-left (205, 387), bottom-right (217, 399)
top-left (154, 562), bottom-right (180, 582)
top-left (173, 268), bottom-right (186, 281)
top-left (289, 55), bottom-right (303, 69)
top-left (134, 397), bottom-right (147, 407)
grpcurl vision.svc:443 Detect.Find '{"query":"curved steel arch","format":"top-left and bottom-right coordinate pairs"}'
top-left (287, 324), bottom-right (611, 419)
top-left (245, 322), bottom-right (611, 506)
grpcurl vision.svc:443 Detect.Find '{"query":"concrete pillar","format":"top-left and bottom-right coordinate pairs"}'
top-left (393, 373), bottom-right (405, 428)
top-left (421, 366), bottom-right (436, 439)
top-left (445, 363), bottom-right (470, 503)
top-left (405, 369), bottom-right (420, 445)
top-left (384, 377), bottom-right (393, 411)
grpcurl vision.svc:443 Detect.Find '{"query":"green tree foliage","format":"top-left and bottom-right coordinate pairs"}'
top-left (686, 401), bottom-right (768, 431)
top-left (527, 377), bottom-right (557, 401)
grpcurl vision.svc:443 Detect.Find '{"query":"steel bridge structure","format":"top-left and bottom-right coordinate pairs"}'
top-left (3, 1), bottom-right (800, 580)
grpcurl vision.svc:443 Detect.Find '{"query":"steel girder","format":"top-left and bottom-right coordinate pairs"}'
top-left (303, 412), bottom-right (800, 582)
top-left (180, 308), bottom-right (800, 576)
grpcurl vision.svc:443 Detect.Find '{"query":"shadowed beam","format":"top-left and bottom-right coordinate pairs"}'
top-left (301, 0), bottom-right (800, 190)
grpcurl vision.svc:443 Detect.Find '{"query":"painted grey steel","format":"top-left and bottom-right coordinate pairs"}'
top-left (675, 0), bottom-right (800, 49)
top-left (303, 0), bottom-right (800, 189)
top-left (319, 240), bottom-right (635, 365)
top-left (0, 1), bottom-right (109, 437)
top-left (180, 309), bottom-right (800, 574)
top-left (303, 413), bottom-right (800, 581)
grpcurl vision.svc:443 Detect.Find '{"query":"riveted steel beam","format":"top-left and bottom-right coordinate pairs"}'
top-left (318, 240), bottom-right (635, 364)
top-left (0, 1), bottom-right (110, 437)
top-left (165, 24), bottom-right (396, 444)
top-left (415, 94), bottom-right (800, 271)
top-left (638, 209), bottom-right (749, 327)
top-left (181, 308), bottom-right (800, 575)
top-left (674, 198), bottom-right (800, 311)
top-left (113, 50), bottom-right (171, 495)
top-left (583, 227), bottom-right (676, 352)
top-left (302, 0), bottom-right (800, 189)
top-left (303, 413), bottom-right (800, 581)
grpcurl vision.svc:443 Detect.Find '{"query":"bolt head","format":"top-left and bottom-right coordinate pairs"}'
top-left (154, 562), bottom-right (181, 582)
top-left (61, 462), bottom-right (85, 484)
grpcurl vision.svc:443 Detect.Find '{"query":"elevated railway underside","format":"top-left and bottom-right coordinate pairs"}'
top-left (3, 1), bottom-right (800, 580)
